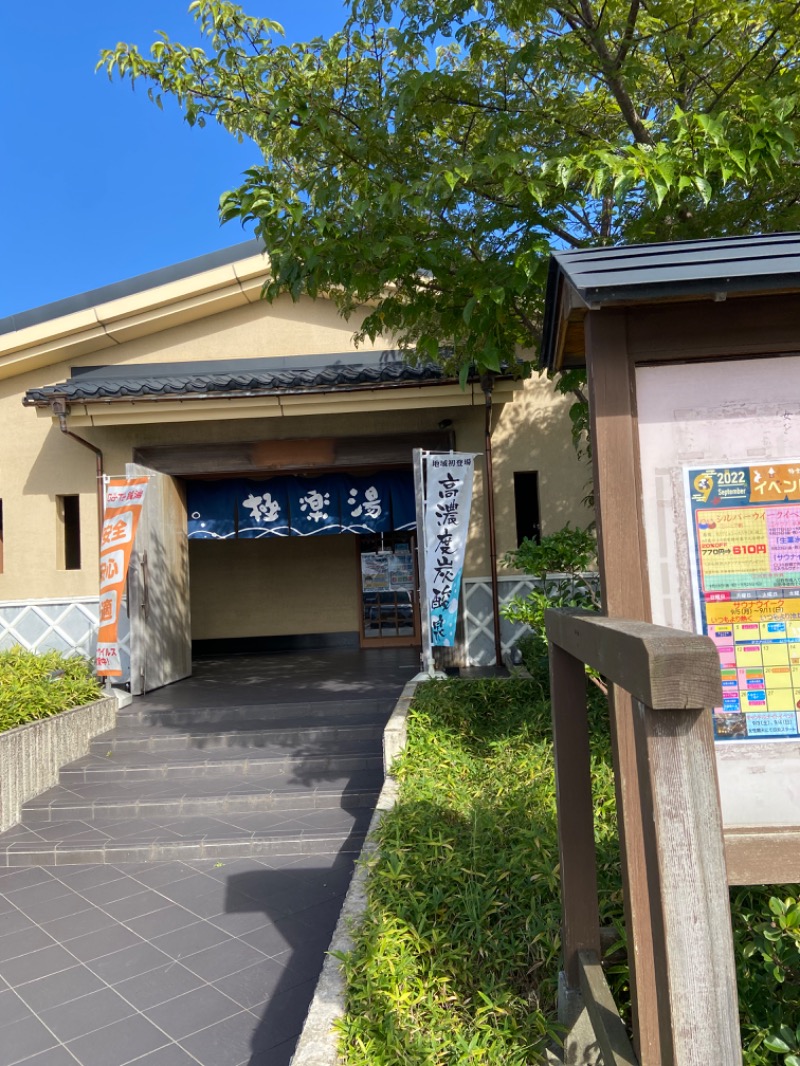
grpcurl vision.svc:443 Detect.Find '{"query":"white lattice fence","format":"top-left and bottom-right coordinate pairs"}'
top-left (463, 577), bottom-right (538, 666)
top-left (463, 574), bottom-right (600, 666)
top-left (0, 598), bottom-right (130, 680)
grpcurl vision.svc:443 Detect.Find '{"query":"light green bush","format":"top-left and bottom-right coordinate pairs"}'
top-left (0, 647), bottom-right (101, 734)
top-left (501, 526), bottom-right (600, 677)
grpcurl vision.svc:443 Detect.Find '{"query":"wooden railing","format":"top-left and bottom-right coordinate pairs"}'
top-left (546, 609), bottom-right (741, 1066)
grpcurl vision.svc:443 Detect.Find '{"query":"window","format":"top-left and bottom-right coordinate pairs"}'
top-left (57, 495), bottom-right (81, 570)
top-left (513, 472), bottom-right (541, 545)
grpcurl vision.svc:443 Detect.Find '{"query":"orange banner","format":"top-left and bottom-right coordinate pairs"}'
top-left (749, 463), bottom-right (800, 503)
top-left (96, 477), bottom-right (148, 677)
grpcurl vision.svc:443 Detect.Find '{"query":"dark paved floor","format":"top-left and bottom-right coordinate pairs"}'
top-left (0, 648), bottom-right (418, 1066)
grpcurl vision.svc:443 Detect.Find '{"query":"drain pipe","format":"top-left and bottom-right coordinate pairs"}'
top-left (480, 374), bottom-right (503, 668)
top-left (51, 401), bottom-right (122, 700)
top-left (51, 400), bottom-right (105, 543)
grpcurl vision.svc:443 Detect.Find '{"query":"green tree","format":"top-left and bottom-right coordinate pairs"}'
top-left (101, 0), bottom-right (800, 376)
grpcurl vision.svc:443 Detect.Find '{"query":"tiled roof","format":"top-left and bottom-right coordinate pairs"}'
top-left (23, 353), bottom-right (452, 407)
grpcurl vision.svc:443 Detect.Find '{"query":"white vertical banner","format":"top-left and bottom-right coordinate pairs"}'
top-left (424, 453), bottom-right (476, 646)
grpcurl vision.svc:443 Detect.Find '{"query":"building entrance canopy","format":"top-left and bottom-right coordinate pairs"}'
top-left (188, 470), bottom-right (416, 539)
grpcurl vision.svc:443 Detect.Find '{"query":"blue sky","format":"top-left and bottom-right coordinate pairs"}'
top-left (1, 2), bottom-right (350, 319)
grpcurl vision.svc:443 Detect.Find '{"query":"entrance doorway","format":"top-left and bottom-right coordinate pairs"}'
top-left (358, 532), bottom-right (421, 648)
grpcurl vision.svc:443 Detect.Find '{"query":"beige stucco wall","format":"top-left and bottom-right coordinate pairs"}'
top-left (460, 370), bottom-right (591, 577)
top-left (189, 535), bottom-right (360, 640)
top-left (0, 293), bottom-right (386, 603)
top-left (1, 283), bottom-right (591, 635)
top-left (69, 294), bottom-right (387, 366)
top-left (492, 370), bottom-right (591, 555)
top-left (0, 371), bottom-right (99, 601)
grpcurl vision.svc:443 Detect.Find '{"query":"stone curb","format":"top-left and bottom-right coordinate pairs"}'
top-left (291, 677), bottom-right (423, 1066)
top-left (381, 677), bottom-right (419, 775)
top-left (0, 696), bottom-right (117, 833)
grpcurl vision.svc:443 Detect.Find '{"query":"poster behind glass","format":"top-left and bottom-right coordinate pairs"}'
top-left (685, 460), bottom-right (800, 741)
top-left (360, 543), bottom-right (416, 639)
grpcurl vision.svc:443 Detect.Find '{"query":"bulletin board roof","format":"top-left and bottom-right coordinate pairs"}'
top-left (540, 230), bottom-right (800, 371)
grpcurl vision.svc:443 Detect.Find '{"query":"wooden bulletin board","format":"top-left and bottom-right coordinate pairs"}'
top-left (636, 355), bottom-right (800, 835)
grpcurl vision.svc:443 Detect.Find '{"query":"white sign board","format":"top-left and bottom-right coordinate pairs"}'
top-left (636, 356), bottom-right (800, 828)
top-left (423, 453), bottom-right (476, 647)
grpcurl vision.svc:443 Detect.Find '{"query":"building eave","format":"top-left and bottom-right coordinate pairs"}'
top-left (0, 251), bottom-right (272, 382)
top-left (33, 378), bottom-right (522, 428)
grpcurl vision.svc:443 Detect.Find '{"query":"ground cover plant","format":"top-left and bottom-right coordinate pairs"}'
top-left (0, 647), bottom-right (101, 734)
top-left (336, 676), bottom-right (622, 1064)
top-left (336, 674), bottom-right (799, 1065)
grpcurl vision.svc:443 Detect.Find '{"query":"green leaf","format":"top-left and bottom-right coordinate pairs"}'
top-left (692, 176), bottom-right (712, 203)
top-left (779, 1024), bottom-right (797, 1046)
top-left (764, 1036), bottom-right (791, 1053)
top-left (770, 896), bottom-right (786, 916)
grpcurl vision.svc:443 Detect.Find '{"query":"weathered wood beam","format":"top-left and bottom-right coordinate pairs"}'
top-left (545, 610), bottom-right (722, 711)
top-left (578, 951), bottom-right (639, 1066)
top-left (643, 699), bottom-right (741, 1066)
top-left (585, 313), bottom-right (659, 1065)
top-left (725, 826), bottom-right (800, 885)
top-left (549, 642), bottom-right (601, 990)
top-left (134, 431), bottom-right (453, 477)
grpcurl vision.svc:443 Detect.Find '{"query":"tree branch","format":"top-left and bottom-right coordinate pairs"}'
top-left (614, 0), bottom-right (640, 67)
top-left (558, 0), bottom-right (653, 145)
top-left (707, 2), bottom-right (800, 111)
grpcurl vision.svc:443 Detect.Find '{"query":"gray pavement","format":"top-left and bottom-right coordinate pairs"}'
top-left (0, 648), bottom-right (418, 1066)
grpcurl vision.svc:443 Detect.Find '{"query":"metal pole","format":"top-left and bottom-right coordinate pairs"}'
top-left (52, 401), bottom-right (104, 544)
top-left (482, 375), bottom-right (503, 668)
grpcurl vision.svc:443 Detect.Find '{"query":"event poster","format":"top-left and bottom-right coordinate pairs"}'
top-left (685, 461), bottom-right (800, 741)
top-left (361, 552), bottom-right (390, 591)
top-left (361, 550), bottom-right (415, 593)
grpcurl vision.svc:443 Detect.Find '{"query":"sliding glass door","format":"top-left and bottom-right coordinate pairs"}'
top-left (358, 532), bottom-right (420, 647)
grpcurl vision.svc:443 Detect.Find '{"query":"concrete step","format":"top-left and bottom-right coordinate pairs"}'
top-left (121, 699), bottom-right (395, 728)
top-left (22, 771), bottom-right (384, 822)
top-left (90, 720), bottom-right (385, 754)
top-left (0, 822), bottom-right (371, 866)
top-left (62, 744), bottom-right (384, 783)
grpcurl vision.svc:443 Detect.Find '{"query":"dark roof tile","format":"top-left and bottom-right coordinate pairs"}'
top-left (23, 353), bottom-right (452, 406)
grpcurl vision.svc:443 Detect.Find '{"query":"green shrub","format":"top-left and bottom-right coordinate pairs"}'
top-left (503, 525), bottom-right (597, 579)
top-left (501, 526), bottom-right (600, 677)
top-left (336, 678), bottom-right (621, 1064)
top-left (0, 647), bottom-right (101, 734)
top-left (337, 678), bottom-right (799, 1065)
top-left (735, 890), bottom-right (800, 1066)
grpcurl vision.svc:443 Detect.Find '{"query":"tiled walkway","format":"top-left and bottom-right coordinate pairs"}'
top-left (0, 649), bottom-right (418, 1066)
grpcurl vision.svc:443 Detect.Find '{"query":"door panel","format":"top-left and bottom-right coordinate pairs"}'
top-left (358, 532), bottom-right (421, 648)
top-left (127, 464), bottom-right (191, 694)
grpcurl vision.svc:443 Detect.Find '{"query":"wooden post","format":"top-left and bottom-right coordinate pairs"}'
top-left (642, 700), bottom-right (741, 1066)
top-left (546, 611), bottom-right (737, 1066)
top-left (630, 698), bottom-right (675, 1065)
top-left (549, 641), bottom-right (601, 990)
top-left (578, 951), bottom-right (639, 1066)
top-left (585, 311), bottom-right (659, 1064)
